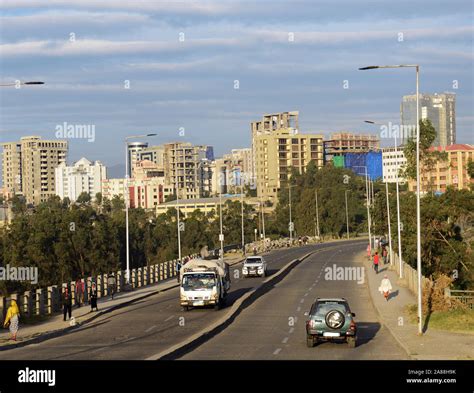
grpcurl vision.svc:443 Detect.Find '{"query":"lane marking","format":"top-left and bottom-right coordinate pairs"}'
top-left (300, 298), bottom-right (305, 303)
top-left (273, 348), bottom-right (282, 355)
top-left (304, 293), bottom-right (308, 297)
top-left (297, 306), bottom-right (301, 312)
top-left (145, 325), bottom-right (157, 333)
top-left (282, 337), bottom-right (289, 344)
top-left (164, 315), bottom-right (175, 322)
top-left (289, 327), bottom-right (295, 334)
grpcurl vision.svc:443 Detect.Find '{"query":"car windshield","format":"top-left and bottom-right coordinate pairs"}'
top-left (182, 273), bottom-right (216, 291)
top-left (245, 258), bottom-right (262, 265)
top-left (314, 302), bottom-right (349, 316)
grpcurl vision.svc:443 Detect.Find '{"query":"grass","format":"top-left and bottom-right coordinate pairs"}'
top-left (406, 304), bottom-right (474, 334)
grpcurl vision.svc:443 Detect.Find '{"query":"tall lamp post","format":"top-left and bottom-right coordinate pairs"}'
top-left (0, 81), bottom-right (45, 87)
top-left (345, 190), bottom-right (350, 239)
top-left (359, 64), bottom-right (422, 335)
top-left (353, 165), bottom-right (372, 251)
top-left (315, 189), bottom-right (320, 239)
top-left (124, 133), bottom-right (157, 285)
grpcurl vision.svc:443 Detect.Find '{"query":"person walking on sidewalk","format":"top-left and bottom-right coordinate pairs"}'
top-left (382, 247), bottom-right (388, 265)
top-left (62, 287), bottom-right (72, 321)
top-left (107, 273), bottom-right (117, 300)
top-left (89, 282), bottom-right (99, 312)
top-left (373, 251), bottom-right (380, 274)
top-left (75, 277), bottom-right (84, 307)
top-left (378, 274), bottom-right (393, 301)
top-left (3, 299), bottom-right (20, 341)
top-left (366, 243), bottom-right (371, 260)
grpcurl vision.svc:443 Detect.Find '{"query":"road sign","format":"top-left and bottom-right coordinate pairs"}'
top-left (289, 222), bottom-right (294, 231)
top-left (219, 234), bottom-right (224, 241)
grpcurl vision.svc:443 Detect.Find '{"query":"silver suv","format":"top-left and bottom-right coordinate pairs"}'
top-left (242, 256), bottom-right (267, 277)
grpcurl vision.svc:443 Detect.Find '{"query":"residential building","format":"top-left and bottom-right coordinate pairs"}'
top-left (408, 144), bottom-right (474, 194)
top-left (1, 136), bottom-right (68, 205)
top-left (251, 111), bottom-right (324, 202)
top-left (138, 145), bottom-right (165, 169)
top-left (101, 178), bottom-right (126, 201)
top-left (401, 92), bottom-right (456, 147)
top-left (324, 132), bottom-right (380, 162)
top-left (55, 158), bottom-right (107, 202)
top-left (382, 147), bottom-right (407, 183)
top-left (127, 141), bottom-right (148, 177)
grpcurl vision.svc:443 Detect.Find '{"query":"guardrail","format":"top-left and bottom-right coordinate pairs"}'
top-left (0, 253), bottom-right (198, 320)
top-left (445, 290), bottom-right (474, 310)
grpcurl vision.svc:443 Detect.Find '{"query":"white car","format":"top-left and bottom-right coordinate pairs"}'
top-left (242, 256), bottom-right (267, 278)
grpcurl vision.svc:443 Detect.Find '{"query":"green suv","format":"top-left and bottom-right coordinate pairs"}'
top-left (305, 298), bottom-right (357, 348)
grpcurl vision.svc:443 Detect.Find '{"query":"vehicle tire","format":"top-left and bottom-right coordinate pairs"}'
top-left (347, 337), bottom-right (356, 348)
top-left (214, 300), bottom-right (221, 311)
top-left (182, 306), bottom-right (189, 312)
top-left (261, 271), bottom-right (266, 278)
top-left (306, 335), bottom-right (315, 348)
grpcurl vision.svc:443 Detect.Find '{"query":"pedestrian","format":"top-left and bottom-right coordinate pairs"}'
top-left (378, 275), bottom-right (393, 301)
top-left (373, 251), bottom-right (380, 274)
top-left (3, 299), bottom-right (20, 341)
top-left (62, 287), bottom-right (72, 321)
top-left (107, 273), bottom-right (117, 300)
top-left (75, 277), bottom-right (84, 307)
top-left (89, 282), bottom-right (99, 312)
top-left (382, 247), bottom-right (388, 265)
top-left (366, 243), bottom-right (371, 260)
top-left (176, 260), bottom-right (182, 283)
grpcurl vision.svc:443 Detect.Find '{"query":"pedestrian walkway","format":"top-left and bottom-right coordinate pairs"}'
top-left (0, 254), bottom-right (244, 350)
top-left (359, 251), bottom-right (474, 360)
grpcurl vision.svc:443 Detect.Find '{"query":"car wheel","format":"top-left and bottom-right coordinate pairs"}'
top-left (182, 306), bottom-right (189, 312)
top-left (306, 335), bottom-right (315, 348)
top-left (347, 337), bottom-right (356, 348)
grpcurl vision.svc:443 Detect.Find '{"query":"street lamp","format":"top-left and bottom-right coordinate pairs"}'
top-left (345, 190), bottom-right (350, 239)
top-left (219, 186), bottom-right (224, 261)
top-left (365, 120), bottom-right (403, 276)
top-left (315, 189), bottom-right (320, 239)
top-left (353, 165), bottom-right (372, 252)
top-left (0, 81), bottom-right (45, 87)
top-left (124, 133), bottom-right (157, 285)
top-left (360, 64), bottom-right (422, 335)
top-left (288, 184), bottom-right (296, 243)
top-left (240, 183), bottom-right (245, 255)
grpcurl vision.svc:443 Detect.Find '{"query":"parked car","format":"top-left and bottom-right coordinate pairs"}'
top-left (242, 256), bottom-right (267, 278)
top-left (305, 298), bottom-right (357, 348)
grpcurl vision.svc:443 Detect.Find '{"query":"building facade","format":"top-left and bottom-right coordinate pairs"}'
top-left (1, 136), bottom-right (68, 205)
top-left (401, 92), bottom-right (456, 147)
top-left (324, 132), bottom-right (380, 162)
top-left (408, 144), bottom-right (473, 194)
top-left (251, 111), bottom-right (324, 202)
top-left (382, 147), bottom-right (407, 183)
top-left (127, 141), bottom-right (148, 177)
top-left (55, 158), bottom-right (107, 202)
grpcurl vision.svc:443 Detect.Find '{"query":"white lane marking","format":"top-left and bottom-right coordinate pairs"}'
top-left (289, 327), bottom-right (295, 334)
top-left (300, 298), bottom-right (305, 303)
top-left (145, 325), bottom-right (157, 333)
top-left (297, 306), bottom-right (301, 312)
top-left (282, 337), bottom-right (289, 344)
top-left (273, 348), bottom-right (282, 355)
top-left (304, 293), bottom-right (308, 297)
top-left (164, 315), bottom-right (175, 322)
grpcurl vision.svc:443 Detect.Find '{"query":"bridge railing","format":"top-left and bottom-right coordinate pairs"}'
top-left (0, 253), bottom-right (199, 321)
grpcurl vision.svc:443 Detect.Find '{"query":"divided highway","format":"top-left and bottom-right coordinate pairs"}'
top-left (181, 241), bottom-right (408, 360)
top-left (0, 241), bottom-right (348, 360)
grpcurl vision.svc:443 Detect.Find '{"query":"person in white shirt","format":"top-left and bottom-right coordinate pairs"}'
top-left (378, 275), bottom-right (393, 301)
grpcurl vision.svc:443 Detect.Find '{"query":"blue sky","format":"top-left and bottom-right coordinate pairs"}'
top-left (1, 0), bottom-right (473, 171)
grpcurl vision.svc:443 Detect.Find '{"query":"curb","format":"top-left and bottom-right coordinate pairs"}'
top-left (358, 252), bottom-right (413, 359)
top-left (147, 251), bottom-right (317, 360)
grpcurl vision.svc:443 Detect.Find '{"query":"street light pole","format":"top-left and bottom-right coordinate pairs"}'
top-left (359, 64), bottom-right (422, 335)
top-left (0, 81), bottom-right (45, 87)
top-left (124, 133), bottom-right (157, 285)
top-left (176, 147), bottom-right (182, 264)
top-left (315, 189), bottom-right (320, 239)
top-left (219, 189), bottom-right (224, 261)
top-left (354, 166), bottom-right (371, 252)
top-left (289, 185), bottom-right (293, 243)
top-left (241, 184), bottom-right (245, 254)
top-left (385, 181), bottom-right (393, 265)
top-left (345, 190), bottom-right (350, 239)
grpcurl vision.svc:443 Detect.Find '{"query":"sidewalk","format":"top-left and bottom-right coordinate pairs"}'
top-left (359, 251), bottom-right (474, 360)
top-left (0, 254), bottom-right (244, 351)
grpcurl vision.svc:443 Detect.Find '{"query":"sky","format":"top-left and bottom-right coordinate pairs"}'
top-left (0, 0), bottom-right (473, 174)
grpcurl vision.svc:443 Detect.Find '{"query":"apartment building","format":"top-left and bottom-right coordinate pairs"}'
top-left (408, 144), bottom-right (473, 194)
top-left (251, 111), bottom-right (324, 202)
top-left (138, 145), bottom-right (165, 169)
top-left (382, 147), bottom-right (407, 183)
top-left (55, 158), bottom-right (107, 202)
top-left (101, 178), bottom-right (126, 201)
top-left (324, 132), bottom-right (380, 162)
top-left (1, 136), bottom-right (68, 205)
top-left (127, 141), bottom-right (148, 177)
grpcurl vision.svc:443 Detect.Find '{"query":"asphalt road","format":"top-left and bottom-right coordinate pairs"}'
top-left (0, 241), bottom-right (354, 360)
top-left (181, 241), bottom-right (408, 360)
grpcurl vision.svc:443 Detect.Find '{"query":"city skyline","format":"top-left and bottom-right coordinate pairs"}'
top-left (1, 0), bottom-right (473, 170)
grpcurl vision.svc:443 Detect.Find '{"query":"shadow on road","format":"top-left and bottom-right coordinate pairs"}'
top-left (354, 322), bottom-right (381, 347)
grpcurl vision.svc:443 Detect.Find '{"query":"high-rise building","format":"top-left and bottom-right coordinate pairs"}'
top-left (401, 92), bottom-right (456, 147)
top-left (251, 111), bottom-right (324, 202)
top-left (138, 145), bottom-right (165, 170)
top-left (55, 158), bottom-right (107, 202)
top-left (1, 136), bottom-right (68, 205)
top-left (408, 144), bottom-right (473, 194)
top-left (164, 142), bottom-right (212, 200)
top-left (126, 141), bottom-right (148, 177)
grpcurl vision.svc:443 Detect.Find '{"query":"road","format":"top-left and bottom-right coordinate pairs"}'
top-left (0, 241), bottom-right (349, 360)
top-left (181, 241), bottom-right (408, 360)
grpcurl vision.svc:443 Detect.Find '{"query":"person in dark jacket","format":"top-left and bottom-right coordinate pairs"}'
top-left (62, 288), bottom-right (72, 321)
top-left (89, 282), bottom-right (99, 312)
